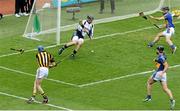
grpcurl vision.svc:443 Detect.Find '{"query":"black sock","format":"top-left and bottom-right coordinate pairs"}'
top-left (41, 93), bottom-right (48, 99)
top-left (64, 44), bottom-right (68, 49)
top-left (61, 45), bottom-right (68, 50)
top-left (73, 50), bottom-right (77, 55)
top-left (32, 93), bottom-right (36, 98)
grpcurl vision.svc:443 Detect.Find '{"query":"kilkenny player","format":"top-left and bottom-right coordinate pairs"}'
top-left (144, 46), bottom-right (175, 110)
top-left (58, 15), bottom-right (94, 57)
top-left (148, 7), bottom-right (177, 54)
top-left (27, 46), bottom-right (56, 104)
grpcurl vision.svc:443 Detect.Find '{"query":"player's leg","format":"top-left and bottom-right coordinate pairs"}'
top-left (144, 77), bottom-right (156, 101)
top-left (161, 81), bottom-right (175, 109)
top-left (27, 68), bottom-right (41, 103)
top-left (99, 0), bottom-right (105, 14)
top-left (162, 28), bottom-right (177, 54)
top-left (148, 32), bottom-right (164, 47)
top-left (58, 36), bottom-right (78, 55)
top-left (165, 36), bottom-right (176, 54)
top-left (71, 38), bottom-right (84, 57)
top-left (36, 78), bottom-right (48, 103)
top-left (110, 0), bottom-right (115, 14)
top-left (27, 80), bottom-right (37, 103)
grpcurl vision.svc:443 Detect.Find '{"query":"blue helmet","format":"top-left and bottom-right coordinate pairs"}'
top-left (38, 45), bottom-right (44, 52)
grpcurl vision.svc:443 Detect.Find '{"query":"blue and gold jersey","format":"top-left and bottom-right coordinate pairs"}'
top-left (164, 12), bottom-right (175, 28)
top-left (154, 54), bottom-right (167, 71)
top-left (36, 51), bottom-right (54, 67)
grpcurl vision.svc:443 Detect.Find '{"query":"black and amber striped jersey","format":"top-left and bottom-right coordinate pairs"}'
top-left (36, 51), bottom-right (55, 67)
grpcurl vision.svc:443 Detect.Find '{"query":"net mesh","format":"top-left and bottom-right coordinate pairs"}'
top-left (23, 0), bottom-right (180, 44)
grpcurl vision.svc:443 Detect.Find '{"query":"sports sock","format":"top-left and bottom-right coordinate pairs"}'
top-left (32, 93), bottom-right (36, 98)
top-left (170, 45), bottom-right (176, 49)
top-left (73, 50), bottom-right (77, 55)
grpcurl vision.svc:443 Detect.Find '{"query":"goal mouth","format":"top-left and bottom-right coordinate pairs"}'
top-left (23, 0), bottom-right (166, 44)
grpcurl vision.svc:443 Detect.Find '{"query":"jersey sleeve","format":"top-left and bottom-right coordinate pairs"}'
top-left (77, 20), bottom-right (86, 31)
top-left (164, 14), bottom-right (168, 20)
top-left (88, 24), bottom-right (94, 38)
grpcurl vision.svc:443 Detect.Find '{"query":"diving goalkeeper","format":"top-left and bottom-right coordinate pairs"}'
top-left (58, 15), bottom-right (94, 57)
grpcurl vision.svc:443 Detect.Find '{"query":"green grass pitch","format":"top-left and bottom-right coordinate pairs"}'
top-left (0, 12), bottom-right (180, 110)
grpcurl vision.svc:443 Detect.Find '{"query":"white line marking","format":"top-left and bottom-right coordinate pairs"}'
top-left (78, 64), bottom-right (180, 87)
top-left (0, 91), bottom-right (73, 110)
top-left (1, 21), bottom-right (180, 58)
top-left (0, 65), bottom-right (79, 87)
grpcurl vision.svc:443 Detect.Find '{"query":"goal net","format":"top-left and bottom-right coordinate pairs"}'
top-left (23, 0), bottom-right (180, 45)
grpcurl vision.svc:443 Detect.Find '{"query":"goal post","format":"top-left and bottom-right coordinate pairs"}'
top-left (23, 0), bottom-right (174, 45)
top-left (23, 0), bottom-right (61, 45)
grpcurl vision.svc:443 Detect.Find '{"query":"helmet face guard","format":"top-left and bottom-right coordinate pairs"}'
top-left (161, 7), bottom-right (169, 11)
top-left (87, 15), bottom-right (94, 23)
top-left (161, 7), bottom-right (169, 14)
top-left (157, 46), bottom-right (164, 53)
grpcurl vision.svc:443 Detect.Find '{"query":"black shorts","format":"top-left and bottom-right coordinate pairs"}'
top-left (71, 30), bottom-right (84, 40)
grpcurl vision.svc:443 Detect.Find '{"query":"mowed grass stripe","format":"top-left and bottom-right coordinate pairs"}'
top-left (1, 63), bottom-right (180, 88)
top-left (0, 65), bottom-right (79, 87)
top-left (1, 20), bottom-right (180, 58)
top-left (78, 64), bottom-right (180, 87)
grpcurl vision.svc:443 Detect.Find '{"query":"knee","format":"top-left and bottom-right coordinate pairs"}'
top-left (165, 38), bottom-right (170, 43)
top-left (36, 80), bottom-right (41, 86)
top-left (147, 81), bottom-right (152, 86)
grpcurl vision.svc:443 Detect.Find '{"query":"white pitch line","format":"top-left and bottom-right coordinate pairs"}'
top-left (0, 26), bottom-right (152, 58)
top-left (0, 91), bottom-right (73, 110)
top-left (78, 64), bottom-right (180, 87)
top-left (1, 21), bottom-right (180, 58)
top-left (0, 45), bottom-right (58, 58)
top-left (0, 65), bottom-right (79, 87)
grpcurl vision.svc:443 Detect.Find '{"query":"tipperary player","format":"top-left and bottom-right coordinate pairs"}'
top-left (58, 15), bottom-right (94, 57)
top-left (148, 7), bottom-right (177, 54)
top-left (144, 46), bottom-right (175, 110)
top-left (27, 46), bottom-right (56, 104)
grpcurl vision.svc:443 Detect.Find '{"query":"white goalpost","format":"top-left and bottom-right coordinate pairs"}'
top-left (23, 0), bottom-right (61, 45)
top-left (56, 0), bottom-right (61, 45)
top-left (23, 0), bottom-right (170, 45)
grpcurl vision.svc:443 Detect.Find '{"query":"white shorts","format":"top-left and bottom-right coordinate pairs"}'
top-left (36, 67), bottom-right (49, 79)
top-left (162, 27), bottom-right (175, 37)
top-left (72, 36), bottom-right (84, 44)
top-left (151, 71), bottom-right (167, 82)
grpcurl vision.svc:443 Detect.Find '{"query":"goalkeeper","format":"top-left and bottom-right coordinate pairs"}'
top-left (27, 46), bottom-right (56, 104)
top-left (58, 15), bottom-right (94, 57)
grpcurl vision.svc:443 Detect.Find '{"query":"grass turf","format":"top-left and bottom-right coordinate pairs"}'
top-left (0, 9), bottom-right (180, 110)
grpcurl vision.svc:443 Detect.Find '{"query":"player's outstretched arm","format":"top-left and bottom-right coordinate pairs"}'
top-left (149, 15), bottom-right (164, 21)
